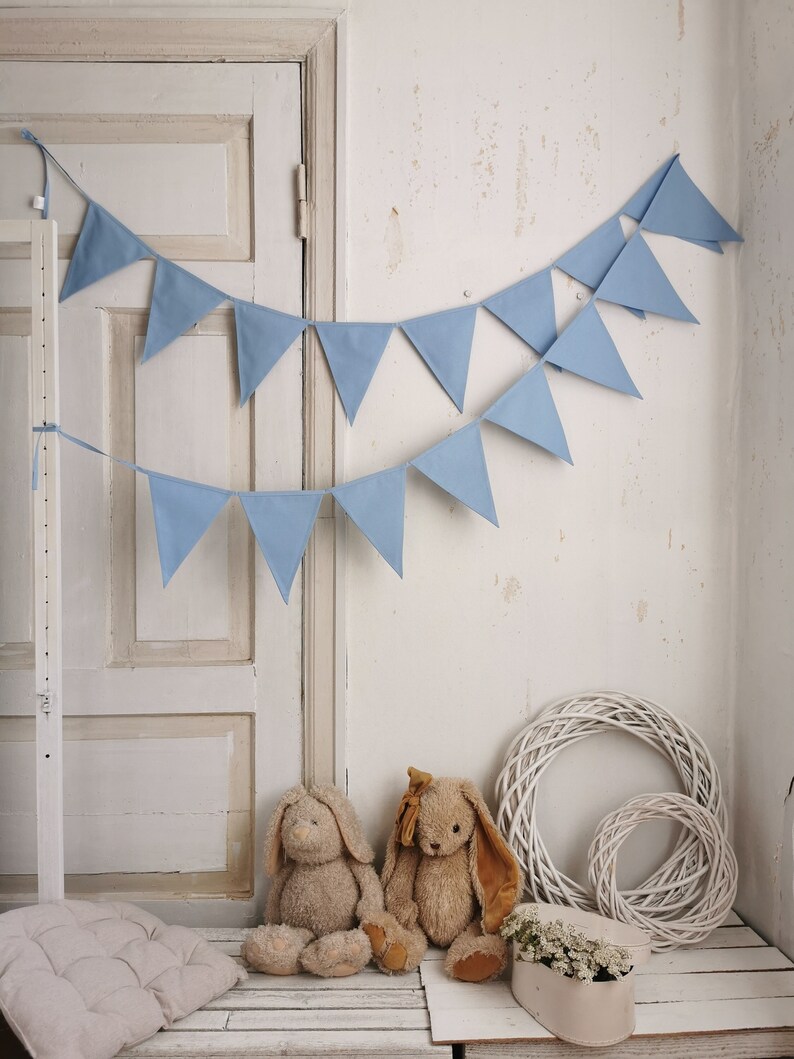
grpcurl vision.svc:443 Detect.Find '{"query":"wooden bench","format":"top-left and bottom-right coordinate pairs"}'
top-left (114, 914), bottom-right (794, 1058)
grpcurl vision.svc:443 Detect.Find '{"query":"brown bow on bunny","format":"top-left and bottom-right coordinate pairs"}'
top-left (242, 785), bottom-right (385, 978)
top-left (362, 767), bottom-right (522, 983)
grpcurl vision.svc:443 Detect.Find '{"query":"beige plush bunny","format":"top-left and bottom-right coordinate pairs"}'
top-left (362, 767), bottom-right (521, 983)
top-left (242, 785), bottom-right (385, 977)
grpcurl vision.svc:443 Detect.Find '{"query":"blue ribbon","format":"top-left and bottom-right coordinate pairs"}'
top-left (21, 128), bottom-right (88, 219)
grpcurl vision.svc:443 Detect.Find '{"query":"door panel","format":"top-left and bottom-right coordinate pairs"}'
top-left (0, 59), bottom-right (304, 921)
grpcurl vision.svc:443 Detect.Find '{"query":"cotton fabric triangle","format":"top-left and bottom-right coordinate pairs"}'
top-left (411, 422), bottom-right (498, 525)
top-left (314, 322), bottom-right (394, 424)
top-left (147, 474), bottom-right (230, 586)
top-left (484, 366), bottom-right (572, 463)
top-left (545, 302), bottom-right (641, 398)
top-left (484, 269), bottom-right (557, 354)
top-left (400, 306), bottom-right (478, 412)
top-left (240, 491), bottom-right (322, 603)
top-left (640, 157), bottom-right (743, 245)
top-left (332, 467), bottom-right (406, 576)
top-left (61, 201), bottom-right (150, 302)
top-left (622, 157), bottom-right (678, 221)
top-left (235, 301), bottom-right (307, 406)
top-left (555, 217), bottom-right (626, 290)
top-left (142, 259), bottom-right (227, 363)
top-left (596, 234), bottom-right (698, 323)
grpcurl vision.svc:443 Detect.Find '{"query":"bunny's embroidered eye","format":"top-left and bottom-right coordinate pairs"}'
top-left (452, 824), bottom-right (460, 833)
top-left (311, 819), bottom-right (317, 825)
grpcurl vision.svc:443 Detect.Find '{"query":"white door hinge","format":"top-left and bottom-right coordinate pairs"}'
top-left (296, 164), bottom-right (308, 240)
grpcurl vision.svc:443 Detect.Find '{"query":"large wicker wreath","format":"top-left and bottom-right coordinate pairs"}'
top-left (495, 691), bottom-right (734, 947)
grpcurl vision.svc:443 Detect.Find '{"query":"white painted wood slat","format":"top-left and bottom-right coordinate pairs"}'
top-left (226, 1009), bottom-right (431, 1031)
top-left (122, 1028), bottom-right (446, 1057)
top-left (205, 988), bottom-right (427, 1010)
top-left (232, 968), bottom-right (423, 992)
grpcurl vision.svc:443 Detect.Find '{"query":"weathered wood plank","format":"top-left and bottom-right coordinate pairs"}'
top-left (465, 1028), bottom-right (794, 1059)
top-left (235, 968), bottom-right (422, 991)
top-left (634, 997), bottom-right (794, 1034)
top-left (226, 1008), bottom-right (431, 1031)
top-left (166, 1011), bottom-right (228, 1031)
top-left (690, 926), bottom-right (766, 949)
top-left (122, 1028), bottom-right (447, 1057)
top-left (205, 987), bottom-right (427, 1010)
top-left (635, 970), bottom-right (794, 1004)
top-left (635, 946), bottom-right (793, 974)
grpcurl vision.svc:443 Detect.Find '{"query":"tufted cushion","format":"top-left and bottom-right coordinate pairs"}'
top-left (0, 900), bottom-right (246, 1059)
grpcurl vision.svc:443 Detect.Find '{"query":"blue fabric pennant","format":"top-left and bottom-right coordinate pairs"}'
top-left (314, 322), bottom-right (394, 424)
top-left (240, 491), bottom-right (322, 603)
top-left (555, 217), bottom-right (626, 290)
top-left (400, 306), bottom-right (478, 412)
top-left (484, 269), bottom-right (557, 355)
top-left (143, 259), bottom-right (226, 363)
top-left (147, 473), bottom-right (230, 586)
top-left (682, 237), bottom-right (724, 254)
top-left (622, 157), bottom-right (678, 221)
top-left (640, 157), bottom-right (743, 245)
top-left (411, 421), bottom-right (498, 525)
top-left (484, 367), bottom-right (572, 464)
top-left (596, 234), bottom-right (698, 323)
top-left (332, 467), bottom-right (406, 576)
top-left (235, 301), bottom-right (307, 406)
top-left (61, 202), bottom-right (150, 302)
top-left (545, 302), bottom-right (641, 398)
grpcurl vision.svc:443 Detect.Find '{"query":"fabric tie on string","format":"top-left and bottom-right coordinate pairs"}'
top-left (31, 424), bottom-right (59, 489)
top-left (21, 128), bottom-right (87, 219)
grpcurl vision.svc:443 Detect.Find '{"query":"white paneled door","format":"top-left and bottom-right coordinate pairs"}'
top-left (0, 60), bottom-right (305, 924)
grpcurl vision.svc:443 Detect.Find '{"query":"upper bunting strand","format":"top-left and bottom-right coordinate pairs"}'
top-left (21, 130), bottom-right (740, 422)
top-left (29, 148), bottom-right (741, 603)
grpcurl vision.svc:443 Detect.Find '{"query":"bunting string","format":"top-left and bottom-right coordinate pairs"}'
top-left (23, 130), bottom-right (741, 600)
top-left (23, 129), bottom-right (740, 423)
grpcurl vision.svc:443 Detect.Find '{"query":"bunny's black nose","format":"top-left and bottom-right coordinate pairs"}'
top-left (430, 842), bottom-right (441, 850)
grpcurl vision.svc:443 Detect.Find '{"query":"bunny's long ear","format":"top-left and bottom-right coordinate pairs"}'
top-left (460, 779), bottom-right (521, 933)
top-left (311, 785), bottom-right (375, 864)
top-left (264, 785), bottom-right (305, 876)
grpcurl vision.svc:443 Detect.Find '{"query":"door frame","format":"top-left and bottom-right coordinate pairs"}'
top-left (0, 7), bottom-right (348, 791)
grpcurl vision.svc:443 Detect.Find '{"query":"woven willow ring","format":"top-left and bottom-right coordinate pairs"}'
top-left (495, 691), bottom-right (728, 923)
top-left (588, 792), bottom-right (737, 950)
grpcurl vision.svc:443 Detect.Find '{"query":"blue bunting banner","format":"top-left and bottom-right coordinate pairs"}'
top-left (23, 129), bottom-right (741, 424)
top-left (25, 130), bottom-right (741, 599)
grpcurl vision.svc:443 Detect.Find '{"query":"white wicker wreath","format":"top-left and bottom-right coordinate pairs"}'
top-left (495, 691), bottom-right (729, 924)
top-left (588, 792), bottom-right (737, 951)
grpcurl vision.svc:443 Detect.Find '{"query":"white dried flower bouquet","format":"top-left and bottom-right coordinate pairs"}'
top-left (500, 905), bottom-right (633, 983)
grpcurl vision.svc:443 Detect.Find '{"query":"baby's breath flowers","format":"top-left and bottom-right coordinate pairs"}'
top-left (500, 906), bottom-right (632, 984)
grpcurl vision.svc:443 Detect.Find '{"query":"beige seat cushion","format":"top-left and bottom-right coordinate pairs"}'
top-left (0, 899), bottom-right (246, 1059)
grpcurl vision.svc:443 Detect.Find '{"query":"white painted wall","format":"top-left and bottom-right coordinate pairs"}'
top-left (733, 1), bottom-right (794, 955)
top-left (4, 0), bottom-right (790, 947)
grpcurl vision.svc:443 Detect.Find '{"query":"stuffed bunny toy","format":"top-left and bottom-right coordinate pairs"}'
top-left (362, 767), bottom-right (521, 983)
top-left (242, 784), bottom-right (385, 977)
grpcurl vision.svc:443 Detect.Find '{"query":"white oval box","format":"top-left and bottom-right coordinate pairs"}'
top-left (509, 903), bottom-right (651, 1048)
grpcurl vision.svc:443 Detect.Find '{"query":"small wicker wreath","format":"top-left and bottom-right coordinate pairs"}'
top-left (588, 792), bottom-right (737, 950)
top-left (495, 692), bottom-right (730, 933)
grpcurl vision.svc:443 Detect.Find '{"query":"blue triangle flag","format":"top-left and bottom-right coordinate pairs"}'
top-left (556, 217), bottom-right (626, 290)
top-left (315, 322), bottom-right (394, 424)
top-left (400, 306), bottom-right (478, 412)
top-left (640, 157), bottom-right (742, 245)
top-left (235, 301), bottom-right (307, 406)
top-left (61, 201), bottom-right (150, 302)
top-left (143, 259), bottom-right (226, 363)
top-left (332, 467), bottom-right (406, 576)
top-left (484, 269), bottom-right (557, 354)
top-left (411, 422), bottom-right (498, 525)
top-left (596, 234), bottom-right (698, 323)
top-left (484, 366), bottom-right (572, 463)
top-left (683, 238), bottom-right (723, 254)
top-left (622, 157), bottom-right (677, 221)
top-left (147, 473), bottom-right (230, 587)
top-left (240, 491), bottom-right (322, 603)
top-left (545, 302), bottom-right (641, 398)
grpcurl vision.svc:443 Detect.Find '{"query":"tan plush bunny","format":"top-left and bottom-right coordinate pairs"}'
top-left (362, 767), bottom-right (521, 982)
top-left (242, 785), bottom-right (385, 977)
